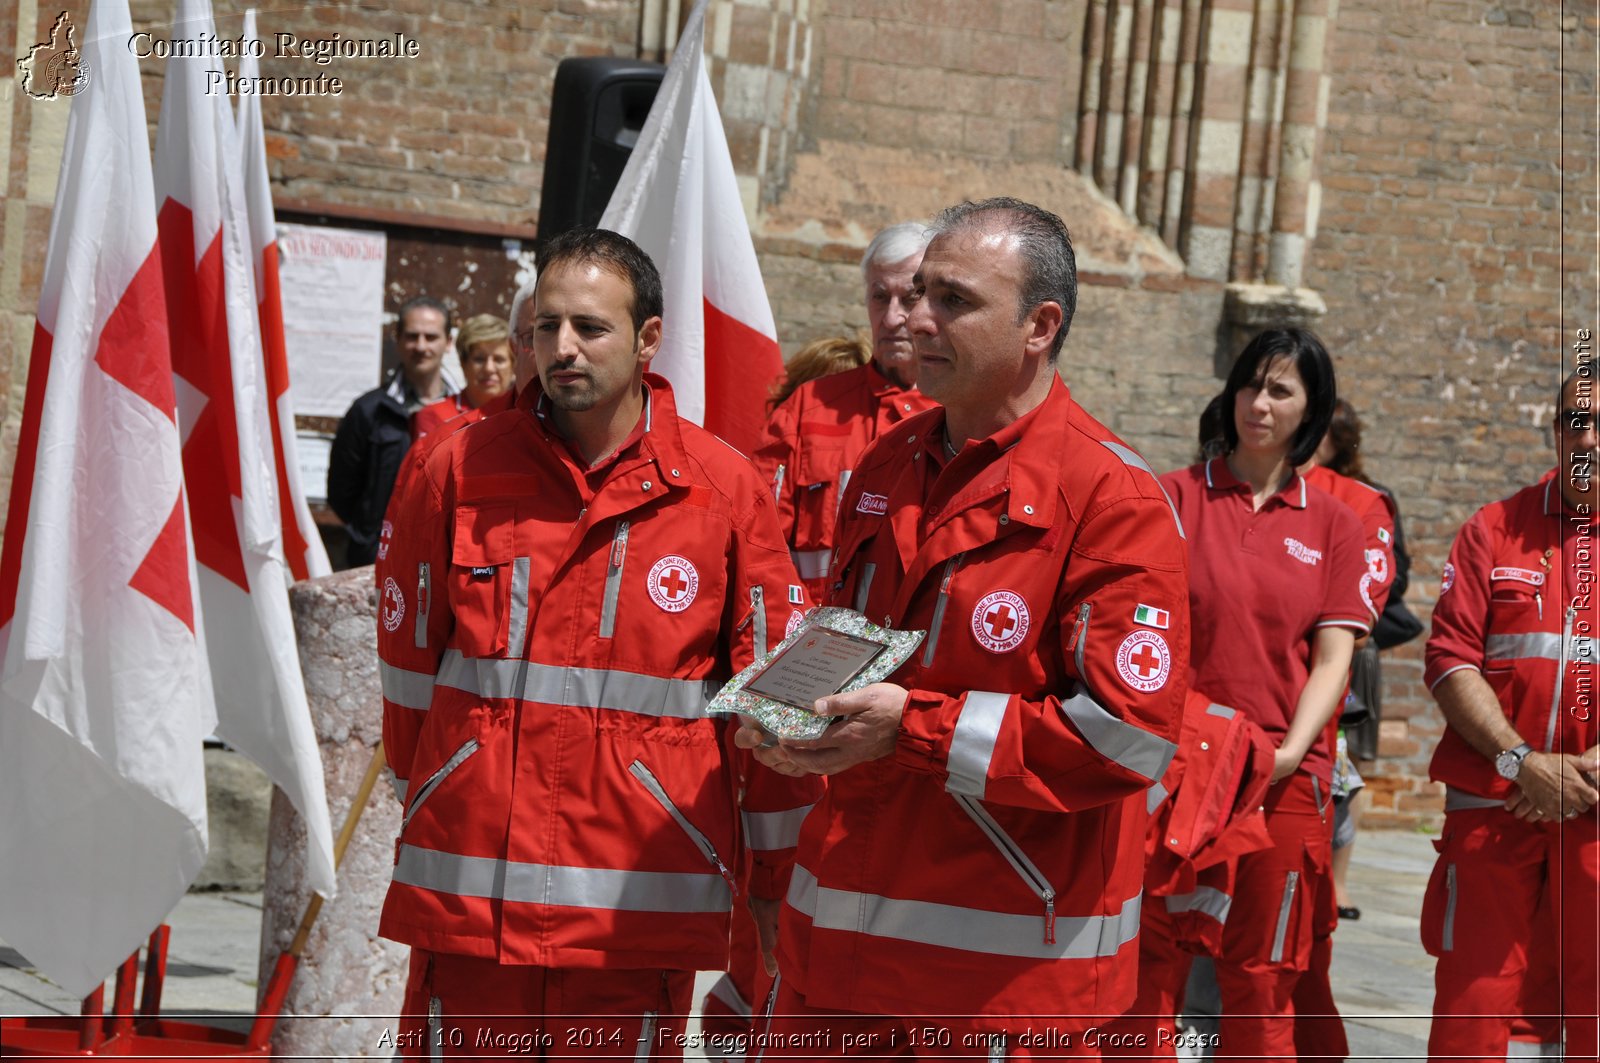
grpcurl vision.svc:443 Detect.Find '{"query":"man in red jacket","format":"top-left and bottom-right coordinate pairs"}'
top-left (376, 228), bottom-right (820, 1058)
top-left (752, 222), bottom-right (939, 601)
top-left (742, 198), bottom-right (1190, 1057)
top-left (1423, 362), bottom-right (1600, 1061)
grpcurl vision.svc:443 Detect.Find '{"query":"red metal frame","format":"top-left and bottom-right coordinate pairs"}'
top-left (0, 926), bottom-right (286, 1059)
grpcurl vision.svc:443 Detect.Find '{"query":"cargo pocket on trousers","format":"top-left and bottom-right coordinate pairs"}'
top-left (1419, 834), bottom-right (1456, 957)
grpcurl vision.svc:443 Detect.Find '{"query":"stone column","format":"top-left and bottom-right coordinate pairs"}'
top-left (258, 568), bottom-right (408, 1059)
top-left (1265, 0), bottom-right (1336, 288)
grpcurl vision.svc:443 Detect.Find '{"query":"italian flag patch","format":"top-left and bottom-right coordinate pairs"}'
top-left (1134, 604), bottom-right (1170, 630)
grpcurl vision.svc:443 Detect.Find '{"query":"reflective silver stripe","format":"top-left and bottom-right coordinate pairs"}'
top-left (507, 556), bottom-right (531, 655)
top-left (1506, 1041), bottom-right (1562, 1059)
top-left (707, 973), bottom-right (752, 1019)
top-left (986, 1034), bottom-right (1007, 1062)
top-left (391, 776), bottom-right (408, 803)
top-left (1311, 775), bottom-right (1326, 815)
top-left (1058, 689), bottom-right (1177, 782)
top-left (635, 1012), bottom-right (657, 1062)
top-left (1206, 702), bottom-right (1235, 719)
top-left (751, 585), bottom-right (768, 658)
top-left (415, 563), bottom-right (431, 650)
top-left (946, 691), bottom-right (1010, 798)
top-left (837, 470), bottom-right (852, 523)
top-left (785, 866), bottom-right (1137, 960)
top-left (772, 463), bottom-right (785, 502)
top-left (1100, 440), bottom-right (1185, 540)
top-left (380, 661), bottom-right (437, 710)
top-left (752, 973), bottom-right (781, 1063)
top-left (1549, 608), bottom-right (1574, 752)
top-left (427, 996), bottom-right (442, 1062)
top-left (1164, 886), bottom-right (1231, 924)
top-left (1146, 781), bottom-right (1168, 814)
top-left (1484, 631), bottom-right (1598, 663)
top-left (1442, 863), bottom-right (1457, 952)
top-left (923, 556), bottom-right (961, 667)
top-left (394, 844), bottom-right (733, 912)
top-left (1445, 786), bottom-right (1503, 812)
top-left (435, 651), bottom-right (715, 718)
top-left (1072, 602), bottom-right (1092, 677)
top-left (791, 548), bottom-right (831, 580)
top-left (600, 521), bottom-right (630, 639)
top-left (1269, 870), bottom-right (1299, 963)
top-left (741, 805), bottom-right (813, 851)
top-left (852, 562), bottom-right (876, 612)
top-left (403, 738), bottom-right (480, 832)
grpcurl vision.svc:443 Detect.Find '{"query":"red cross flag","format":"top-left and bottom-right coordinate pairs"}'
top-left (155, 0), bottom-right (334, 896)
top-left (238, 9), bottom-right (330, 582)
top-left (599, 0), bottom-right (783, 454)
top-left (0, 0), bottom-right (215, 997)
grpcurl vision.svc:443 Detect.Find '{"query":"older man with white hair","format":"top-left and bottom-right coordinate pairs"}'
top-left (753, 222), bottom-right (939, 601)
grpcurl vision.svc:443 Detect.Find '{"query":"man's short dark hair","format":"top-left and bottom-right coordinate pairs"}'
top-left (931, 197), bottom-right (1078, 361)
top-left (396, 295), bottom-right (452, 335)
top-left (1219, 327), bottom-right (1338, 468)
top-left (536, 228), bottom-right (664, 332)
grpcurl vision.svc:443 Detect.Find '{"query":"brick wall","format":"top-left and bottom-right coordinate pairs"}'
top-left (1307, 1), bottom-right (1599, 826)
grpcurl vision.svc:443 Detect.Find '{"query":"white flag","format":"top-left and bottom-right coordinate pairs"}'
top-left (155, 0), bottom-right (335, 896)
top-left (238, 8), bottom-right (331, 584)
top-left (0, 0), bottom-right (215, 998)
top-left (600, 0), bottom-right (783, 455)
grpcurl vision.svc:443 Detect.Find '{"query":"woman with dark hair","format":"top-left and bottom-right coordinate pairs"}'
top-left (1158, 328), bottom-right (1371, 1061)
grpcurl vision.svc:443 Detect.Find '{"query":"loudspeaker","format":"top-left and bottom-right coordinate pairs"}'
top-left (538, 57), bottom-right (665, 242)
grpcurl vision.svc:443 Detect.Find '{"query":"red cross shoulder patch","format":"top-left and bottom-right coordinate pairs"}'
top-left (381, 577), bottom-right (405, 632)
top-left (971, 590), bottom-right (1030, 653)
top-left (1116, 630), bottom-right (1171, 692)
top-left (647, 555), bottom-right (700, 613)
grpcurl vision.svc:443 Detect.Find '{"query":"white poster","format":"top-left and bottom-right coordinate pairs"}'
top-left (277, 222), bottom-right (387, 418)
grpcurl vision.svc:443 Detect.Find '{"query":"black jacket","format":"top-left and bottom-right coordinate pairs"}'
top-left (328, 372), bottom-right (444, 567)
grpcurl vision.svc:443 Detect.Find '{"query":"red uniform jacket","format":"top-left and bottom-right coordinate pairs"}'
top-left (778, 377), bottom-right (1190, 1024)
top-left (376, 375), bottom-right (821, 970)
top-left (1426, 475), bottom-right (1600, 803)
top-left (751, 363), bottom-right (937, 600)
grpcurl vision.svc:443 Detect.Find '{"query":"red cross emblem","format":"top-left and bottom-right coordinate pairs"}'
top-left (1128, 643), bottom-right (1162, 679)
top-left (647, 555), bottom-right (699, 613)
top-left (1116, 631), bottom-right (1171, 692)
top-left (658, 568), bottom-right (689, 599)
top-left (984, 604), bottom-right (1017, 640)
top-left (971, 590), bottom-right (1029, 653)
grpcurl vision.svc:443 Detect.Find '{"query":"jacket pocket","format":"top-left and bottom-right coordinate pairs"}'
top-left (1419, 840), bottom-right (1457, 957)
top-left (449, 503), bottom-right (518, 658)
top-left (628, 759), bottom-right (737, 894)
top-left (954, 795), bottom-right (1057, 944)
top-left (402, 737), bottom-right (482, 835)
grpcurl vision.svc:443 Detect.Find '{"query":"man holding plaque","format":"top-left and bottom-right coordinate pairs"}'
top-left (375, 228), bottom-right (820, 1058)
top-left (741, 198), bottom-right (1190, 1055)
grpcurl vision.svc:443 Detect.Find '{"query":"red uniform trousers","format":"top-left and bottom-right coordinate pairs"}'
top-left (699, 901), bottom-right (778, 1059)
top-left (398, 950), bottom-right (695, 1060)
top-left (752, 981), bottom-right (1098, 1060)
top-left (1214, 773), bottom-right (1340, 1063)
top-left (1423, 806), bottom-right (1599, 1063)
top-left (1098, 899), bottom-right (1197, 1062)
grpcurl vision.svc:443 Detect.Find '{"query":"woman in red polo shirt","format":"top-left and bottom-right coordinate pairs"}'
top-left (411, 313), bottom-right (515, 440)
top-left (1158, 328), bottom-right (1370, 1062)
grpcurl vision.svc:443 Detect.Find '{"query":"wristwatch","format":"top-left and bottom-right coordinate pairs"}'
top-left (1495, 742), bottom-right (1534, 781)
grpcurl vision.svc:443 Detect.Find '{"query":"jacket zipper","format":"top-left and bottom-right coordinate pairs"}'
top-left (1442, 863), bottom-right (1458, 951)
top-left (1270, 870), bottom-right (1299, 962)
top-left (600, 521), bottom-right (631, 639)
top-left (1071, 601), bottom-right (1093, 678)
top-left (852, 562), bottom-right (877, 613)
top-left (415, 562), bottom-right (431, 650)
top-left (627, 760), bottom-right (738, 896)
top-left (1547, 605), bottom-right (1573, 751)
top-left (635, 1011), bottom-right (659, 1062)
top-left (922, 554), bottom-right (963, 667)
top-left (954, 794), bottom-right (1057, 945)
top-left (772, 463), bottom-right (785, 502)
top-left (427, 995), bottom-right (443, 1062)
top-left (750, 585), bottom-right (767, 656)
top-left (402, 738), bottom-right (481, 833)
top-left (836, 470), bottom-right (852, 524)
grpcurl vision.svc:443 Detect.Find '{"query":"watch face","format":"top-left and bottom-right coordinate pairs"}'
top-left (1496, 749), bottom-right (1521, 780)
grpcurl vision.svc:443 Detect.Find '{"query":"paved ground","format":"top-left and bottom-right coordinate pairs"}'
top-left (1, 828), bottom-right (1440, 1058)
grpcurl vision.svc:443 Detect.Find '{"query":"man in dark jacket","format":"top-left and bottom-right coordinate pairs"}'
top-left (327, 296), bottom-right (456, 567)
